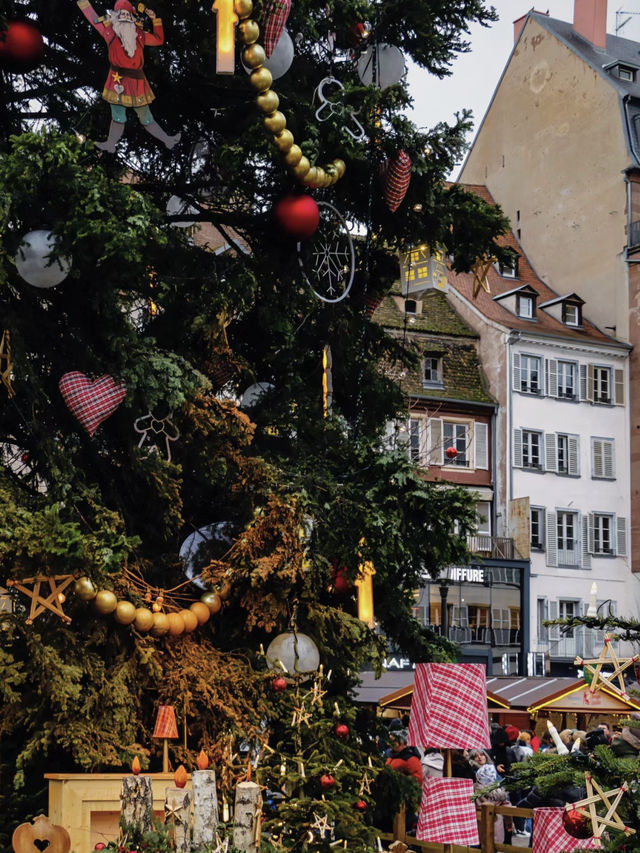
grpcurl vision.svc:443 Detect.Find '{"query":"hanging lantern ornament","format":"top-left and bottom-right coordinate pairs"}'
top-left (0, 20), bottom-right (45, 73)
top-left (15, 230), bottom-right (72, 288)
top-left (381, 151), bottom-right (412, 213)
top-left (266, 631), bottom-right (320, 675)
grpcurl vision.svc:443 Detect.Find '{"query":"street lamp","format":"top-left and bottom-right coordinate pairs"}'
top-left (439, 582), bottom-right (450, 637)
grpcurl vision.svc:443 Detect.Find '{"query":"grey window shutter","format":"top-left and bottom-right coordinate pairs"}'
top-left (580, 364), bottom-right (588, 401)
top-left (582, 515), bottom-right (591, 568)
top-left (614, 369), bottom-right (625, 406)
top-left (547, 359), bottom-right (558, 397)
top-left (428, 418), bottom-right (443, 466)
top-left (587, 364), bottom-right (595, 401)
top-left (546, 511), bottom-right (557, 567)
top-left (474, 422), bottom-right (489, 470)
top-left (568, 435), bottom-right (580, 475)
top-left (616, 516), bottom-right (627, 557)
top-left (548, 599), bottom-right (560, 641)
top-left (604, 440), bottom-right (615, 479)
top-left (545, 433), bottom-right (557, 472)
top-left (512, 352), bottom-right (521, 392)
top-left (592, 439), bottom-right (603, 478)
top-left (513, 428), bottom-right (523, 468)
top-left (587, 513), bottom-right (594, 554)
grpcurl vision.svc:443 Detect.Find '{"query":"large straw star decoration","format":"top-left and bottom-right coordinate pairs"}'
top-left (568, 774), bottom-right (635, 840)
top-left (471, 256), bottom-right (495, 297)
top-left (7, 574), bottom-right (75, 624)
top-left (310, 813), bottom-right (331, 838)
top-left (575, 635), bottom-right (640, 700)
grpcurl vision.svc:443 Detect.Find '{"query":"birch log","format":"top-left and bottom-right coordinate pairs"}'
top-left (164, 787), bottom-right (192, 853)
top-left (120, 775), bottom-right (153, 835)
top-left (192, 768), bottom-right (219, 847)
top-left (232, 781), bottom-right (262, 853)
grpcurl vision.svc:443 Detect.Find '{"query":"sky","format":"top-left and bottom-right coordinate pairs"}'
top-left (406, 1), bottom-right (640, 175)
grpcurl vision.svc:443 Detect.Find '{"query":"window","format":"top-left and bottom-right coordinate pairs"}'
top-left (593, 366), bottom-right (611, 403)
top-left (405, 299), bottom-right (417, 315)
top-left (517, 294), bottom-right (534, 319)
top-left (423, 356), bottom-right (443, 387)
top-left (499, 259), bottom-right (518, 278)
top-left (531, 507), bottom-right (545, 549)
top-left (591, 438), bottom-right (615, 479)
top-left (443, 421), bottom-right (469, 466)
top-left (557, 434), bottom-right (568, 474)
top-left (475, 501), bottom-right (491, 536)
top-left (520, 355), bottom-right (541, 393)
top-left (408, 418), bottom-right (423, 463)
top-left (562, 302), bottom-right (581, 326)
top-left (545, 433), bottom-right (579, 475)
top-left (521, 430), bottom-right (542, 469)
top-left (559, 600), bottom-right (577, 637)
top-left (618, 65), bottom-right (635, 81)
top-left (557, 361), bottom-right (576, 398)
top-left (557, 511), bottom-right (579, 566)
top-left (537, 598), bottom-right (548, 642)
top-left (593, 514), bottom-right (613, 554)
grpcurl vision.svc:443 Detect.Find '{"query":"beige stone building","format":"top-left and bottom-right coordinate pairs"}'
top-left (459, 0), bottom-right (640, 569)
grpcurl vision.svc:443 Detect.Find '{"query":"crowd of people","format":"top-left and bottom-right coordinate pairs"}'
top-left (382, 716), bottom-right (628, 845)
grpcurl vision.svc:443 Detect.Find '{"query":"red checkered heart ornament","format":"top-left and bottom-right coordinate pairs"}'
top-left (261, 0), bottom-right (291, 57)
top-left (59, 371), bottom-right (126, 437)
top-left (381, 150), bottom-right (412, 212)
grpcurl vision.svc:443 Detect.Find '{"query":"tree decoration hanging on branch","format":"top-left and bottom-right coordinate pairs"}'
top-left (76, 0), bottom-right (181, 152)
top-left (381, 150), bottom-right (412, 212)
top-left (471, 256), bottom-right (496, 297)
top-left (568, 774), bottom-right (635, 841)
top-left (575, 634), bottom-right (640, 701)
top-left (59, 371), bottom-right (126, 437)
top-left (134, 411), bottom-right (180, 462)
top-left (0, 330), bottom-right (14, 398)
top-left (260, 0), bottom-right (290, 57)
top-left (7, 574), bottom-right (75, 624)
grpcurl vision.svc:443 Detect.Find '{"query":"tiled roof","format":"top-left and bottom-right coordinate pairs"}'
top-left (449, 184), bottom-right (624, 346)
top-left (373, 289), bottom-right (478, 337)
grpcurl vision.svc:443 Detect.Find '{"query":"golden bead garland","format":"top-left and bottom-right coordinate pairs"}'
top-left (234, 0), bottom-right (347, 187)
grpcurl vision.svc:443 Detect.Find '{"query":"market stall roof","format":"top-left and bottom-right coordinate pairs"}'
top-left (356, 673), bottom-right (640, 715)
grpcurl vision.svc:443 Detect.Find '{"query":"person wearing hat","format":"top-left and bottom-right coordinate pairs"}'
top-left (76, 0), bottom-right (181, 151)
top-left (385, 728), bottom-right (422, 783)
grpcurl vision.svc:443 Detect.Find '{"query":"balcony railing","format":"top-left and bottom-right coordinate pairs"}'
top-left (467, 534), bottom-right (522, 560)
top-left (541, 627), bottom-right (636, 659)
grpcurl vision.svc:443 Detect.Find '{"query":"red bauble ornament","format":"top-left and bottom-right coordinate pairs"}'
top-left (562, 808), bottom-right (592, 839)
top-left (355, 800), bottom-right (367, 812)
top-left (0, 21), bottom-right (45, 73)
top-left (335, 723), bottom-right (349, 739)
top-left (348, 22), bottom-right (370, 48)
top-left (331, 560), bottom-right (351, 594)
top-left (94, 845), bottom-right (107, 851)
top-left (320, 773), bottom-right (335, 790)
top-left (445, 446), bottom-right (458, 459)
top-left (274, 195), bottom-right (320, 240)
top-left (272, 676), bottom-right (287, 692)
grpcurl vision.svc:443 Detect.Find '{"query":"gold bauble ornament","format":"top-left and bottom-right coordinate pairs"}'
top-left (74, 576), bottom-right (97, 601)
top-left (134, 607), bottom-right (154, 632)
top-left (264, 111), bottom-right (286, 134)
top-left (291, 156), bottom-right (311, 178)
top-left (239, 19), bottom-right (260, 44)
top-left (218, 580), bottom-right (233, 601)
top-left (250, 67), bottom-right (273, 92)
top-left (243, 43), bottom-right (266, 68)
top-left (167, 612), bottom-right (186, 636)
top-left (302, 167), bottom-right (319, 186)
top-left (274, 129), bottom-right (294, 152)
top-left (94, 589), bottom-right (118, 615)
top-left (233, 0), bottom-right (253, 19)
top-left (180, 609), bottom-right (199, 633)
top-left (151, 612), bottom-right (170, 636)
top-left (333, 159), bottom-right (346, 178)
top-left (284, 144), bottom-right (303, 166)
top-left (201, 591), bottom-right (222, 615)
top-left (190, 601), bottom-right (211, 625)
top-left (256, 90), bottom-right (279, 114)
top-left (114, 600), bottom-right (137, 625)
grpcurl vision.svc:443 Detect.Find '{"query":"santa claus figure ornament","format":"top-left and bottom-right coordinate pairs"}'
top-left (76, 0), bottom-right (181, 152)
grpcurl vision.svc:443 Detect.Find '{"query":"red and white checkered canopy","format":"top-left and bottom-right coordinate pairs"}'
top-left (532, 808), bottom-right (602, 853)
top-left (417, 778), bottom-right (479, 846)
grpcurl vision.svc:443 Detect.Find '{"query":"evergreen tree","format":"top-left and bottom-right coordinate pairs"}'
top-left (0, 0), bottom-right (512, 848)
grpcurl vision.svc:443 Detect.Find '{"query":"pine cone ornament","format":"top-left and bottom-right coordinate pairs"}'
top-left (381, 150), bottom-right (412, 212)
top-left (261, 0), bottom-right (291, 57)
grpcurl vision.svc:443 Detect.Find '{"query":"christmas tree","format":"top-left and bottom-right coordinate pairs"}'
top-left (0, 0), bottom-right (512, 848)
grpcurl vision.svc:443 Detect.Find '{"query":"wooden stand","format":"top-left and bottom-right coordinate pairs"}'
top-left (164, 787), bottom-right (191, 853)
top-left (232, 781), bottom-right (262, 853)
top-left (192, 769), bottom-right (219, 847)
top-left (120, 775), bottom-right (153, 835)
top-left (443, 749), bottom-right (453, 853)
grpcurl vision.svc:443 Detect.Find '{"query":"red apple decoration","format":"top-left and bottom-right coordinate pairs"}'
top-left (320, 773), bottom-right (335, 790)
top-left (355, 800), bottom-right (367, 812)
top-left (335, 723), bottom-right (349, 739)
top-left (445, 446), bottom-right (458, 459)
top-left (274, 194), bottom-right (320, 240)
top-left (272, 675), bottom-right (287, 692)
top-left (0, 21), bottom-right (45, 73)
top-left (331, 560), bottom-right (350, 594)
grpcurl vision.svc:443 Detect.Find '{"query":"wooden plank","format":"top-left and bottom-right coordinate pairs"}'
top-left (494, 805), bottom-right (535, 818)
top-left (479, 803), bottom-right (496, 853)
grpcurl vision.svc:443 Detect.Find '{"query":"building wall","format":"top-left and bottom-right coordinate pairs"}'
top-left (460, 16), bottom-right (630, 340)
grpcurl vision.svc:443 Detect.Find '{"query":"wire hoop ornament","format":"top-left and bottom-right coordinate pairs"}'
top-left (297, 202), bottom-right (355, 303)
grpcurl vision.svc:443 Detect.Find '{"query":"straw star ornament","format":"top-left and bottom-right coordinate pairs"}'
top-left (568, 774), bottom-right (635, 840)
top-left (575, 634), bottom-right (640, 700)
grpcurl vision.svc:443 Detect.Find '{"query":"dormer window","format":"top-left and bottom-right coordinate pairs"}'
top-left (498, 258), bottom-right (519, 278)
top-left (618, 65), bottom-right (635, 81)
top-left (562, 301), bottom-right (582, 327)
top-left (405, 299), bottom-right (417, 315)
top-left (517, 293), bottom-right (535, 319)
top-left (423, 355), bottom-right (443, 388)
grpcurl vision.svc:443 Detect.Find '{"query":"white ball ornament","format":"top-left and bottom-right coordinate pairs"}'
top-left (266, 632), bottom-right (320, 675)
top-left (263, 29), bottom-right (294, 80)
top-left (15, 230), bottom-right (71, 288)
top-left (240, 382), bottom-right (275, 409)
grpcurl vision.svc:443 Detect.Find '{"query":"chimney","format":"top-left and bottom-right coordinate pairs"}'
top-left (573, 0), bottom-right (607, 49)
